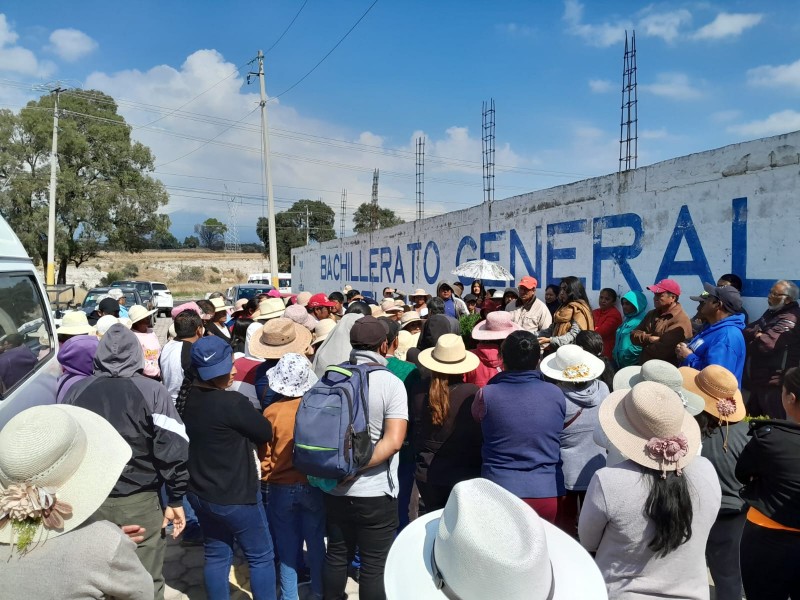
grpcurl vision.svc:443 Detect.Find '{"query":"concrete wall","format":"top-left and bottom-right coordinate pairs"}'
top-left (291, 131), bottom-right (800, 317)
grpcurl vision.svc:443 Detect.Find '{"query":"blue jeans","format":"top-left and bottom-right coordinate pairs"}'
top-left (267, 483), bottom-right (325, 600)
top-left (187, 492), bottom-right (277, 600)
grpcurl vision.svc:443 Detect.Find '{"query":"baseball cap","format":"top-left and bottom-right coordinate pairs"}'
top-left (518, 276), bottom-right (538, 289)
top-left (647, 279), bottom-right (681, 296)
top-left (190, 336), bottom-right (233, 381)
top-left (99, 298), bottom-right (121, 315)
top-left (690, 282), bottom-right (743, 313)
top-left (308, 293), bottom-right (336, 309)
top-left (350, 315), bottom-right (387, 347)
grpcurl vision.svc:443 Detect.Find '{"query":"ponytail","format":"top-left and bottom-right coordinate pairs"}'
top-left (428, 373), bottom-right (452, 426)
top-left (175, 366), bottom-right (198, 418)
top-left (644, 467), bottom-right (693, 557)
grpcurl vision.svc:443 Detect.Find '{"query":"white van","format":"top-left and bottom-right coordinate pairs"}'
top-left (247, 272), bottom-right (292, 294)
top-left (0, 217), bottom-right (59, 428)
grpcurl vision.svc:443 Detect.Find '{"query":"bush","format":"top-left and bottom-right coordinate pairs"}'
top-left (209, 275), bottom-right (221, 284)
top-left (210, 266), bottom-right (220, 274)
top-left (100, 270), bottom-right (123, 286)
top-left (234, 269), bottom-right (245, 281)
top-left (175, 266), bottom-right (205, 282)
top-left (122, 263), bottom-right (139, 278)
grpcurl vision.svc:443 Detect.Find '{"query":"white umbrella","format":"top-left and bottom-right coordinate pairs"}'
top-left (451, 259), bottom-right (514, 281)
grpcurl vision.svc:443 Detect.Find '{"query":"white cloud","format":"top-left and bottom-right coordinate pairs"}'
top-left (0, 14), bottom-right (19, 46)
top-left (47, 28), bottom-right (98, 62)
top-left (641, 73), bottom-right (704, 100)
top-left (727, 110), bottom-right (800, 138)
top-left (0, 13), bottom-right (55, 77)
top-left (563, 0), bottom-right (629, 47)
top-left (589, 79), bottom-right (613, 93)
top-left (693, 12), bottom-right (763, 40)
top-left (638, 9), bottom-right (692, 43)
top-left (747, 58), bottom-right (800, 90)
top-left (711, 109), bottom-right (742, 123)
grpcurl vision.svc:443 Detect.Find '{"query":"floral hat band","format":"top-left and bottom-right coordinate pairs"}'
top-left (716, 397), bottom-right (738, 418)
top-left (0, 484), bottom-right (73, 539)
top-left (562, 363), bottom-right (591, 380)
top-left (645, 433), bottom-right (690, 478)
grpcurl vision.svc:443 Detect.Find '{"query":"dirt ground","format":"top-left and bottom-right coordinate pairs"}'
top-left (43, 250), bottom-right (275, 300)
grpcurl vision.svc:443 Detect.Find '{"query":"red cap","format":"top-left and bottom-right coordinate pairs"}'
top-left (647, 279), bottom-right (681, 296)
top-left (307, 293), bottom-right (336, 308)
top-left (518, 276), bottom-right (538, 289)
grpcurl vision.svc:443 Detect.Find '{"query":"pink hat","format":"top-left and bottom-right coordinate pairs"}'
top-left (471, 311), bottom-right (521, 341)
top-left (267, 289), bottom-right (282, 298)
top-left (647, 279), bottom-right (681, 296)
top-left (284, 304), bottom-right (317, 331)
top-left (171, 302), bottom-right (203, 320)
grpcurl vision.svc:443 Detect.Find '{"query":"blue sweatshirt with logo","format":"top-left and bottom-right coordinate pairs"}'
top-left (681, 312), bottom-right (746, 387)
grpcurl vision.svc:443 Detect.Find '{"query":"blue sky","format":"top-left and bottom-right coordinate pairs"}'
top-left (1, 1), bottom-right (798, 242)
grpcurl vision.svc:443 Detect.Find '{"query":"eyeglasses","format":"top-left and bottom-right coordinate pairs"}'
top-left (768, 291), bottom-right (788, 299)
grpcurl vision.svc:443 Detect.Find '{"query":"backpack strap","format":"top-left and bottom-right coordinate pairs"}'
top-left (564, 408), bottom-right (584, 429)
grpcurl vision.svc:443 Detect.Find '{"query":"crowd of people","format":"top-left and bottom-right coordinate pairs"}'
top-left (2, 273), bottom-right (800, 600)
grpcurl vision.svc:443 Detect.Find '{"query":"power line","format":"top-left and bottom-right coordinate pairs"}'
top-left (264, 0), bottom-right (309, 55)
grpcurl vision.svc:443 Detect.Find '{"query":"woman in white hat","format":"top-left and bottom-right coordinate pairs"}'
top-left (679, 364), bottom-right (748, 600)
top-left (578, 381), bottom-right (722, 599)
top-left (384, 478), bottom-right (607, 600)
top-left (128, 304), bottom-right (161, 380)
top-left (1, 404), bottom-right (152, 598)
top-left (409, 288), bottom-right (431, 317)
top-left (413, 334), bottom-right (482, 511)
top-left (467, 311), bottom-right (520, 387)
top-left (539, 344), bottom-right (608, 533)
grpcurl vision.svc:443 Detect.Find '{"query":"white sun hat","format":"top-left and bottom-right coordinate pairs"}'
top-left (539, 344), bottom-right (605, 383)
top-left (95, 315), bottom-right (120, 338)
top-left (127, 304), bottom-right (157, 325)
top-left (56, 311), bottom-right (95, 336)
top-left (385, 478), bottom-right (607, 600)
top-left (267, 353), bottom-right (319, 397)
top-left (0, 405), bottom-right (131, 548)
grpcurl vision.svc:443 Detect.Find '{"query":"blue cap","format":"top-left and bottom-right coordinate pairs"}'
top-left (190, 336), bottom-right (233, 381)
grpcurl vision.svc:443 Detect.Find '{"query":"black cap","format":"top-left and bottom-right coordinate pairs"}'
top-left (691, 282), bottom-right (742, 313)
top-left (99, 297), bottom-right (121, 315)
top-left (350, 316), bottom-right (387, 346)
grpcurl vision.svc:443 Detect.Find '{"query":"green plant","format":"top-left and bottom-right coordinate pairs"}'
top-left (122, 262), bottom-right (139, 278)
top-left (234, 269), bottom-right (245, 281)
top-left (100, 270), bottom-right (123, 286)
top-left (175, 266), bottom-right (205, 282)
top-left (209, 275), bottom-right (221, 284)
top-left (210, 266), bottom-right (220, 274)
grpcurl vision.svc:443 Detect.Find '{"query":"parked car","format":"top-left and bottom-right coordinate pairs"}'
top-left (151, 282), bottom-right (173, 317)
top-left (225, 284), bottom-right (277, 305)
top-left (81, 287), bottom-right (144, 314)
top-left (111, 280), bottom-right (155, 310)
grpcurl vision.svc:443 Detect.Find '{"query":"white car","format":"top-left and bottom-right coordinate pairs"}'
top-left (152, 282), bottom-right (173, 317)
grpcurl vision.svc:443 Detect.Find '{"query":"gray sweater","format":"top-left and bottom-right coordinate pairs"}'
top-left (579, 458), bottom-right (721, 600)
top-left (2, 520), bottom-right (153, 599)
top-left (559, 380), bottom-right (608, 491)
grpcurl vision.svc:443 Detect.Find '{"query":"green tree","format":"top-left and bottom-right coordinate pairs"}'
top-left (182, 235), bottom-right (200, 248)
top-left (149, 229), bottom-right (180, 249)
top-left (0, 93), bottom-right (170, 283)
top-left (352, 202), bottom-right (404, 234)
top-left (257, 199), bottom-right (336, 271)
top-left (194, 217), bottom-right (227, 250)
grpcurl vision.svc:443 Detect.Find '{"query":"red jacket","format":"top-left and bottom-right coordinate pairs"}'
top-left (464, 342), bottom-right (503, 388)
top-left (593, 307), bottom-right (623, 359)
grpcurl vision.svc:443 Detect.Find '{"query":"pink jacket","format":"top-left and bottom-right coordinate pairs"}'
top-left (464, 342), bottom-right (503, 388)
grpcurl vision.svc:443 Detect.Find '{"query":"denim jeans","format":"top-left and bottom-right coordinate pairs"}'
top-left (267, 483), bottom-right (326, 600)
top-left (187, 492), bottom-right (277, 600)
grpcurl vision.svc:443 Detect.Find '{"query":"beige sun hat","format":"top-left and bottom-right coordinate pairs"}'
top-left (613, 360), bottom-right (705, 416)
top-left (410, 288), bottom-right (431, 300)
top-left (539, 345), bottom-right (605, 383)
top-left (418, 333), bottom-right (480, 375)
top-left (312, 318), bottom-right (337, 346)
top-left (370, 304), bottom-right (385, 318)
top-left (94, 315), bottom-right (120, 338)
top-left (400, 311), bottom-right (423, 330)
top-left (254, 298), bottom-right (286, 321)
top-left (395, 330), bottom-right (419, 361)
top-left (380, 298), bottom-right (404, 314)
top-left (249, 317), bottom-right (313, 360)
top-left (209, 297), bottom-right (232, 312)
top-left (296, 291), bottom-right (312, 307)
top-left (0, 404), bottom-right (131, 548)
top-left (384, 478), bottom-right (607, 600)
top-left (56, 311), bottom-right (95, 336)
top-left (679, 365), bottom-right (746, 423)
top-left (599, 380), bottom-right (702, 476)
top-left (127, 304), bottom-right (157, 325)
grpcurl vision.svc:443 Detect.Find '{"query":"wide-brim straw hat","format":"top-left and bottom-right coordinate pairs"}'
top-left (599, 380), bottom-right (701, 475)
top-left (249, 317), bottom-right (313, 360)
top-left (209, 297), bottom-right (232, 312)
top-left (267, 353), bottom-right (319, 397)
top-left (312, 318), bottom-right (337, 346)
top-left (539, 345), bottom-right (605, 383)
top-left (0, 405), bottom-right (131, 545)
top-left (613, 360), bottom-right (705, 416)
top-left (127, 304), bottom-right (157, 325)
top-left (384, 478), bottom-right (607, 600)
top-left (418, 333), bottom-right (479, 375)
top-left (380, 298), bottom-right (404, 314)
top-left (679, 365), bottom-right (746, 423)
top-left (254, 297), bottom-right (286, 321)
top-left (410, 288), bottom-right (431, 300)
top-left (56, 311), bottom-right (95, 336)
top-left (400, 311), bottom-right (423, 329)
top-left (395, 330), bottom-right (419, 361)
top-left (472, 311), bottom-right (521, 341)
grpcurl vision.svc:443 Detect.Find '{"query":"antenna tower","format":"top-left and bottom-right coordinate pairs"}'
top-left (224, 191), bottom-right (241, 253)
top-left (340, 189), bottom-right (347, 238)
top-left (370, 168), bottom-right (379, 231)
top-left (416, 136), bottom-right (425, 221)
top-left (619, 30), bottom-right (638, 172)
top-left (482, 99), bottom-right (495, 203)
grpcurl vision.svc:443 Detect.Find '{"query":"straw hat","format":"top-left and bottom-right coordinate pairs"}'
top-left (209, 297), bottom-right (232, 312)
top-left (0, 405), bottom-right (131, 547)
top-left (395, 330), bottom-right (419, 361)
top-left (679, 365), bottom-right (746, 423)
top-left (296, 291), bottom-right (312, 307)
top-left (400, 311), bottom-right (423, 330)
top-left (613, 360), bottom-right (705, 416)
top-left (249, 317), bottom-right (313, 360)
top-left (267, 353), bottom-right (319, 397)
top-left (384, 478), bottom-right (607, 600)
top-left (599, 381), bottom-right (701, 476)
top-left (471, 311), bottom-right (521, 341)
top-left (312, 318), bottom-right (337, 346)
top-left (284, 304), bottom-right (317, 331)
top-left (418, 333), bottom-right (479, 375)
top-left (380, 298), bottom-right (404, 314)
top-left (56, 311), bottom-right (95, 336)
top-left (410, 288), bottom-right (431, 300)
top-left (254, 298), bottom-right (286, 321)
top-left (539, 345), bottom-right (605, 383)
top-left (370, 304), bottom-right (385, 318)
top-left (127, 304), bottom-right (157, 325)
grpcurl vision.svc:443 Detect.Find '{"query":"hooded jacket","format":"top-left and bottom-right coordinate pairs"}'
top-left (56, 335), bottom-right (99, 403)
top-left (436, 281), bottom-right (468, 319)
top-left (612, 291), bottom-right (648, 368)
top-left (62, 324), bottom-right (189, 506)
top-left (681, 312), bottom-right (747, 386)
top-left (464, 342), bottom-right (503, 388)
top-left (312, 313), bottom-right (362, 378)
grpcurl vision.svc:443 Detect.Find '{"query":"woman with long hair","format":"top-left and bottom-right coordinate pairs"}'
top-left (229, 317), bottom-right (254, 356)
top-left (177, 336), bottom-right (276, 600)
top-left (578, 381), bottom-right (721, 599)
top-left (470, 279), bottom-right (487, 306)
top-left (538, 276), bottom-right (594, 351)
top-left (412, 333), bottom-right (482, 512)
top-left (544, 284), bottom-right (561, 316)
top-left (736, 366), bottom-right (800, 600)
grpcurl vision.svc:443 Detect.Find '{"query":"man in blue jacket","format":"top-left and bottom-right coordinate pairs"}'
top-left (677, 283), bottom-right (746, 386)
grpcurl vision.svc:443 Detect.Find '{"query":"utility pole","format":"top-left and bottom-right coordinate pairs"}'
top-left (251, 50), bottom-right (279, 286)
top-left (306, 205), bottom-right (310, 245)
top-left (46, 87), bottom-right (64, 286)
